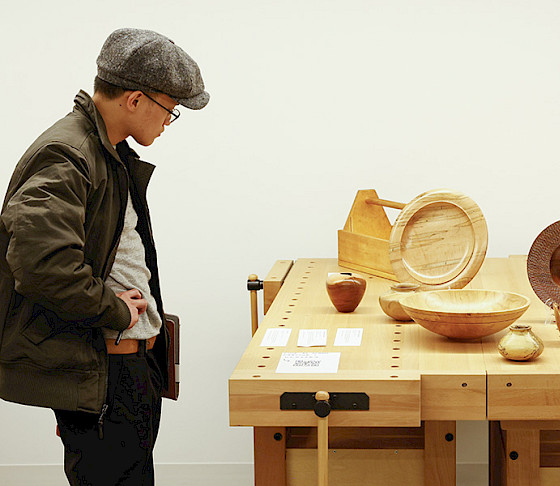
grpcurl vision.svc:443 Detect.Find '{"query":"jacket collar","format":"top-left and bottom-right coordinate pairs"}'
top-left (73, 90), bottom-right (156, 191)
top-left (73, 90), bottom-right (122, 162)
top-left (116, 143), bottom-right (156, 196)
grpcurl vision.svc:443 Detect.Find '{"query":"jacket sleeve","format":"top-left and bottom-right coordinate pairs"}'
top-left (1, 143), bottom-right (130, 331)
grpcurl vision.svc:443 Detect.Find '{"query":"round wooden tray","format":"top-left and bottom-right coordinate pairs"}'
top-left (527, 220), bottom-right (560, 306)
top-left (389, 189), bottom-right (488, 290)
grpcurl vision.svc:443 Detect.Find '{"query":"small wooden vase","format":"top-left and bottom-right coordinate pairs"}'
top-left (326, 272), bottom-right (367, 313)
top-left (498, 324), bottom-right (544, 361)
top-left (379, 283), bottom-right (420, 321)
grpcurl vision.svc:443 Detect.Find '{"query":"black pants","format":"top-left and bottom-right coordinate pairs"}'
top-left (54, 343), bottom-right (163, 486)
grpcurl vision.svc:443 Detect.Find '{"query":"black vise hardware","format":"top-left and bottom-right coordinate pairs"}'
top-left (247, 278), bottom-right (263, 291)
top-left (314, 399), bottom-right (331, 418)
top-left (280, 393), bottom-right (369, 412)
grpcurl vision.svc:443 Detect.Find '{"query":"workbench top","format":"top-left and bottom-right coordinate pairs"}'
top-left (229, 257), bottom-right (560, 427)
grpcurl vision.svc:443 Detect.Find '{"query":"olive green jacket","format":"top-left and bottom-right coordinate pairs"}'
top-left (0, 91), bottom-right (168, 413)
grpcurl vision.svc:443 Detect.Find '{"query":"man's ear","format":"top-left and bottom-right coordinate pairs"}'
top-left (125, 91), bottom-right (143, 112)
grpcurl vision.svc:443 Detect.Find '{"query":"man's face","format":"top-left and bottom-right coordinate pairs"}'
top-left (130, 93), bottom-right (179, 146)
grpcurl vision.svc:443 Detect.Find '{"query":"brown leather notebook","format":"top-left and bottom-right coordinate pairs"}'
top-left (163, 314), bottom-right (180, 400)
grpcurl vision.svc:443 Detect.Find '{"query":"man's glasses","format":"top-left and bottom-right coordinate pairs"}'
top-left (142, 92), bottom-right (180, 123)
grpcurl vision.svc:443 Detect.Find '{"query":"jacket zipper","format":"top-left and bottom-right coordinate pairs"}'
top-left (101, 161), bottom-right (129, 280)
top-left (98, 152), bottom-right (128, 430)
top-left (97, 403), bottom-right (108, 439)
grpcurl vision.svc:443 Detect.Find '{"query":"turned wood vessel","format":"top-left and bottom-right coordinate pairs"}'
top-left (326, 272), bottom-right (367, 312)
top-left (400, 289), bottom-right (530, 339)
top-left (379, 282), bottom-right (420, 321)
top-left (497, 324), bottom-right (544, 361)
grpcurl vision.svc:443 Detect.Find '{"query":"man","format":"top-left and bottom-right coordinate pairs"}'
top-left (0, 28), bottom-right (209, 485)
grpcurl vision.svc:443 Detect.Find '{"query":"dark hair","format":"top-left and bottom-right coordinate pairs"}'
top-left (93, 76), bottom-right (128, 99)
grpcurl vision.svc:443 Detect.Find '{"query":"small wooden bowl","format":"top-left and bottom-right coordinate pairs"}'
top-left (400, 289), bottom-right (530, 339)
top-left (326, 272), bottom-right (367, 313)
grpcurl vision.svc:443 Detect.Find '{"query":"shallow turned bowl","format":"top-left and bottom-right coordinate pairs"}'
top-left (399, 289), bottom-right (530, 339)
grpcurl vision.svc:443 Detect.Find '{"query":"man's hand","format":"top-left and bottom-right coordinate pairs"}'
top-left (116, 289), bottom-right (148, 329)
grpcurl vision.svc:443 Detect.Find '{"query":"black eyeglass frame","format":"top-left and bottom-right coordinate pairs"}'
top-left (142, 92), bottom-right (181, 123)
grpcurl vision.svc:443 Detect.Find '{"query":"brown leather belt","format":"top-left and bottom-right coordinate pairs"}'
top-left (105, 335), bottom-right (157, 355)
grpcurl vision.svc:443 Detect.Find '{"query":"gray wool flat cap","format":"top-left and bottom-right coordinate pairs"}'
top-left (97, 28), bottom-right (209, 110)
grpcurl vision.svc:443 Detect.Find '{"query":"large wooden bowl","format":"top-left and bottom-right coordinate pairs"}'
top-left (399, 289), bottom-right (530, 339)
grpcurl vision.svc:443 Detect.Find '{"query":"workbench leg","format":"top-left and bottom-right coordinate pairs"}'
top-left (489, 421), bottom-right (505, 486)
top-left (254, 427), bottom-right (286, 486)
top-left (424, 421), bottom-right (456, 486)
top-left (504, 427), bottom-right (540, 486)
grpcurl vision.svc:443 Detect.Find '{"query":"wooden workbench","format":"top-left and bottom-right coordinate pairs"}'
top-left (229, 256), bottom-right (560, 485)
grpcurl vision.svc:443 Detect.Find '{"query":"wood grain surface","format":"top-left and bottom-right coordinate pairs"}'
top-left (232, 255), bottom-right (560, 486)
top-left (232, 256), bottom-right (559, 424)
top-left (285, 449), bottom-right (424, 486)
top-left (400, 289), bottom-right (530, 340)
top-left (230, 258), bottom-right (488, 426)
top-left (389, 189), bottom-right (488, 290)
top-left (338, 189), bottom-right (397, 280)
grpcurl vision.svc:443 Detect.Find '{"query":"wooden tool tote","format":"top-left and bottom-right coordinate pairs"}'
top-left (338, 189), bottom-right (402, 281)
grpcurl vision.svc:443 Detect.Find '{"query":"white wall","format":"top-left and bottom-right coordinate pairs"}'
top-left (0, 0), bottom-right (558, 468)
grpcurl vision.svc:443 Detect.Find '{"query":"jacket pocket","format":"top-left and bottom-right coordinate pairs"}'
top-left (22, 311), bottom-right (65, 345)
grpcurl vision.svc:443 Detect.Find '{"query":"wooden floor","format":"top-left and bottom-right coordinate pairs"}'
top-left (0, 463), bottom-right (487, 485)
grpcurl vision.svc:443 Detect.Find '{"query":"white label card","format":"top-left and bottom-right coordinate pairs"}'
top-left (297, 329), bottom-right (327, 347)
top-left (334, 328), bottom-right (363, 346)
top-left (260, 328), bottom-right (292, 347)
top-left (276, 353), bottom-right (341, 374)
